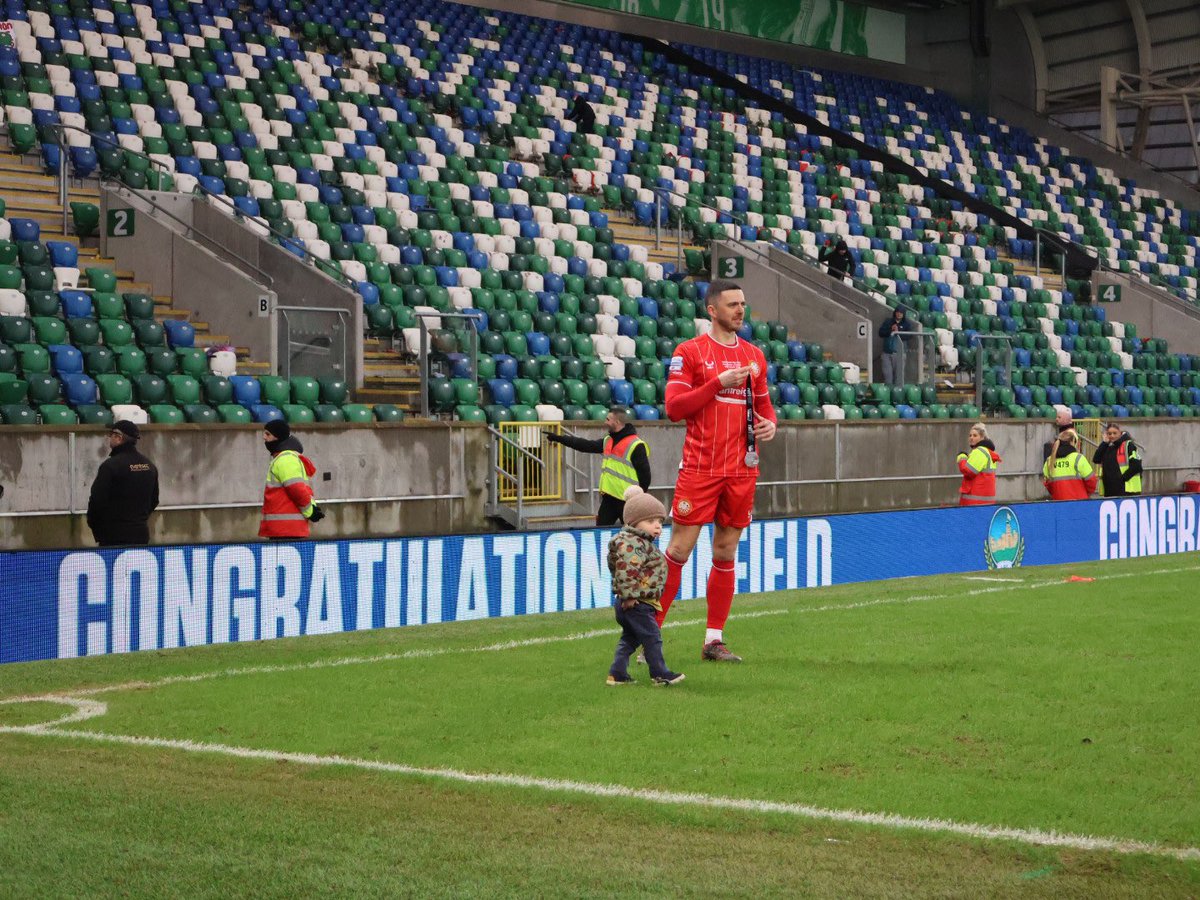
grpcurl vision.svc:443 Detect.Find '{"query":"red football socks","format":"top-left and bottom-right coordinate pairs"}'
top-left (706, 559), bottom-right (737, 630)
top-left (656, 551), bottom-right (686, 626)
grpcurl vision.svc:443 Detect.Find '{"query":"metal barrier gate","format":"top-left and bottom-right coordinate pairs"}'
top-left (496, 422), bottom-right (564, 503)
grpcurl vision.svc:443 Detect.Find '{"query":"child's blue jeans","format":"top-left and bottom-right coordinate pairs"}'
top-left (610, 601), bottom-right (672, 680)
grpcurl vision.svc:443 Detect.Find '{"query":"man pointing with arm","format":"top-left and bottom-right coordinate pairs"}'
top-left (655, 280), bottom-right (777, 662)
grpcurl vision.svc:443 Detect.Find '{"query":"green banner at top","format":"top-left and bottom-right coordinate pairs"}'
top-left (567, 0), bottom-right (906, 64)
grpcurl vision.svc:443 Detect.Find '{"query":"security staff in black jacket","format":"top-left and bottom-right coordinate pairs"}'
top-left (1092, 423), bottom-right (1143, 497)
top-left (87, 420), bottom-right (160, 546)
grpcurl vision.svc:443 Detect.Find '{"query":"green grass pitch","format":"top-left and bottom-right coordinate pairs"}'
top-left (1, 554), bottom-right (1198, 897)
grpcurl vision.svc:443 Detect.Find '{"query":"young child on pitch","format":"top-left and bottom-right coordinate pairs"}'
top-left (606, 486), bottom-right (686, 686)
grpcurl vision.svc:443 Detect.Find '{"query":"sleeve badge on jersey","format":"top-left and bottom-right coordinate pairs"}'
top-left (669, 355), bottom-right (684, 373)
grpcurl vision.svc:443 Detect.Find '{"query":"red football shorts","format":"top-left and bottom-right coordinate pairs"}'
top-left (670, 470), bottom-right (757, 529)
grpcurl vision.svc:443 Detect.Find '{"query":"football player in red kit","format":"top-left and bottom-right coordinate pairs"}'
top-left (658, 280), bottom-right (777, 661)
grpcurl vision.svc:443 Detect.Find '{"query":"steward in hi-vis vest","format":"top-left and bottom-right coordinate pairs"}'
top-left (1092, 424), bottom-right (1143, 497)
top-left (956, 422), bottom-right (1001, 506)
top-left (259, 419), bottom-right (325, 539)
top-left (546, 406), bottom-right (651, 527)
top-left (1042, 429), bottom-right (1098, 501)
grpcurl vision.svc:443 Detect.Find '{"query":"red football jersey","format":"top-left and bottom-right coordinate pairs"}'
top-left (665, 333), bottom-right (773, 477)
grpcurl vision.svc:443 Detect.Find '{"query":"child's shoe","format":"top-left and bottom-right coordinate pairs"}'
top-left (606, 673), bottom-right (636, 686)
top-left (652, 672), bottom-right (686, 686)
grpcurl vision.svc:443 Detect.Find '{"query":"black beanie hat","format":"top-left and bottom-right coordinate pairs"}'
top-left (112, 420), bottom-right (140, 441)
top-left (264, 419), bottom-right (290, 440)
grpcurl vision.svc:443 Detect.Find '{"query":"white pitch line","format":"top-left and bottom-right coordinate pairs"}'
top-left (963, 576), bottom-right (1022, 582)
top-left (9, 724), bottom-right (1199, 863)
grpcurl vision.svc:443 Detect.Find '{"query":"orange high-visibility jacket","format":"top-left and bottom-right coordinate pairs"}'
top-left (259, 449), bottom-right (317, 538)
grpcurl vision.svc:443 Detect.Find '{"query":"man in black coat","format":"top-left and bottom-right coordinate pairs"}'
top-left (818, 238), bottom-right (854, 282)
top-left (87, 420), bottom-right (160, 546)
top-left (565, 93), bottom-right (596, 136)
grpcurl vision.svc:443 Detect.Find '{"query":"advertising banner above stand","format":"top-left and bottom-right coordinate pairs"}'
top-left (1, 496), bottom-right (1194, 664)
top-left (565, 0), bottom-right (906, 64)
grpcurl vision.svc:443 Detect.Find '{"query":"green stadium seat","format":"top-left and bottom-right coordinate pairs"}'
top-left (372, 404), bottom-right (405, 422)
top-left (314, 404), bottom-right (346, 422)
top-left (341, 403), bottom-right (374, 423)
top-left (96, 374), bottom-right (133, 405)
top-left (282, 403), bottom-right (315, 424)
top-left (182, 404), bottom-right (217, 424)
top-left (217, 404), bottom-right (252, 424)
top-left (132, 319), bottom-right (166, 347)
top-left (81, 346), bottom-right (116, 376)
top-left (115, 347), bottom-right (147, 376)
top-left (1, 403), bottom-right (37, 424)
top-left (167, 375), bottom-right (201, 406)
top-left (146, 348), bottom-right (177, 377)
top-left (258, 376), bottom-right (290, 407)
top-left (289, 376), bottom-right (320, 407)
top-left (318, 377), bottom-right (349, 404)
top-left (175, 348), bottom-right (208, 377)
top-left (148, 404), bottom-right (185, 424)
top-left (26, 374), bottom-right (61, 405)
top-left (76, 404), bottom-right (114, 425)
top-left (38, 403), bottom-right (77, 425)
top-left (0, 373), bottom-right (28, 404)
top-left (124, 294), bottom-right (156, 320)
top-left (99, 319), bottom-right (135, 348)
top-left (202, 375), bottom-right (233, 406)
top-left (133, 374), bottom-right (167, 405)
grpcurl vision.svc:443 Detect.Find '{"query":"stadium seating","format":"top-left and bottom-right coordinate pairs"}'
top-left (1, 0), bottom-right (1195, 427)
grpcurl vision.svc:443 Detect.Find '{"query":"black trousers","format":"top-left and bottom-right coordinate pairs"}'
top-left (610, 602), bottom-right (672, 680)
top-left (596, 494), bottom-right (625, 527)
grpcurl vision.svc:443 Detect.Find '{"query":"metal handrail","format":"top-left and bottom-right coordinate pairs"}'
top-left (487, 424), bottom-right (553, 527)
top-left (52, 123), bottom-right (357, 292)
top-left (100, 178), bottom-right (273, 285)
top-left (277, 305), bottom-right (351, 380)
top-left (649, 182), bottom-right (897, 308)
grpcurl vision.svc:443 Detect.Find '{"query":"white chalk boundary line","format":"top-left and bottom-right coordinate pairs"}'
top-left (2, 563), bottom-right (1199, 863)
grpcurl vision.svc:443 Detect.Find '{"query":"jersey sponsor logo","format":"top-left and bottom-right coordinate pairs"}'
top-left (675, 499), bottom-right (693, 516)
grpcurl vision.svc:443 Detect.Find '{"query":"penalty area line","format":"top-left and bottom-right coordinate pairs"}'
top-left (19, 724), bottom-right (1200, 863)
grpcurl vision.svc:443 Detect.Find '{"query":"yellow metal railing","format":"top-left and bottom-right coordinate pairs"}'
top-left (497, 422), bottom-right (563, 503)
top-left (1074, 418), bottom-right (1104, 453)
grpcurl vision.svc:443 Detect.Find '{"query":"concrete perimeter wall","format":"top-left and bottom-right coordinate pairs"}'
top-left (3, 420), bottom-right (1200, 550)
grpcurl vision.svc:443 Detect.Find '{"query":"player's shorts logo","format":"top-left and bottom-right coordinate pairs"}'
top-left (675, 499), bottom-right (693, 516)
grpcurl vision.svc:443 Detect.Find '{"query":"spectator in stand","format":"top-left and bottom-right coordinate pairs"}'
top-left (1043, 429), bottom-right (1097, 500)
top-left (956, 422), bottom-right (1001, 506)
top-left (1042, 407), bottom-right (1074, 461)
top-left (878, 306), bottom-right (912, 388)
top-left (86, 421), bottom-right (159, 546)
top-left (546, 406), bottom-right (651, 527)
top-left (565, 93), bottom-right (596, 136)
top-left (818, 237), bottom-right (854, 282)
top-left (1092, 422), bottom-right (1143, 497)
